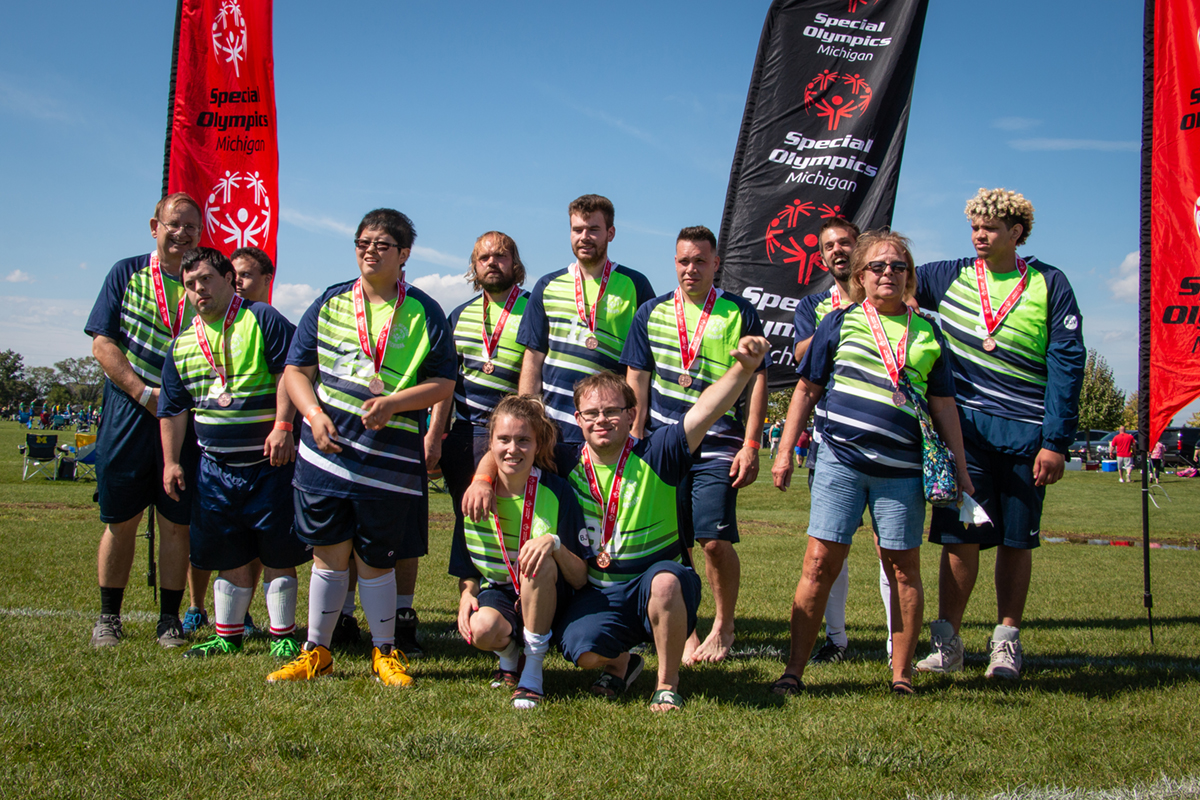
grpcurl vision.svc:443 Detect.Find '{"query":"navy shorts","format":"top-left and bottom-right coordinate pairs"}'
top-left (293, 488), bottom-right (428, 569)
top-left (478, 584), bottom-right (524, 646)
top-left (929, 440), bottom-right (1042, 551)
top-left (558, 561), bottom-right (701, 663)
top-left (96, 379), bottom-right (199, 525)
top-left (677, 462), bottom-right (740, 546)
top-left (190, 456), bottom-right (310, 572)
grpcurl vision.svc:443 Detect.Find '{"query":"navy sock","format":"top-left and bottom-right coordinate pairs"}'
top-left (100, 587), bottom-right (124, 617)
top-left (160, 588), bottom-right (184, 619)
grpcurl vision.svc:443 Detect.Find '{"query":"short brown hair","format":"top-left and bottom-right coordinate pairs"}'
top-left (154, 192), bottom-right (202, 221)
top-left (568, 194), bottom-right (614, 229)
top-left (488, 394), bottom-right (558, 472)
top-left (466, 232), bottom-right (526, 292)
top-left (819, 217), bottom-right (860, 240)
top-left (677, 225), bottom-right (717, 251)
top-left (847, 229), bottom-right (917, 305)
top-left (573, 370), bottom-right (636, 413)
top-left (230, 246), bottom-right (274, 277)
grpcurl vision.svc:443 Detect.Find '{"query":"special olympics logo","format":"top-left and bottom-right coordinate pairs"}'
top-left (204, 171), bottom-right (271, 250)
top-left (846, 0), bottom-right (879, 12)
top-left (212, 0), bottom-right (248, 78)
top-left (804, 71), bottom-right (873, 132)
top-left (765, 199), bottom-right (846, 286)
top-left (1194, 196), bottom-right (1200, 240)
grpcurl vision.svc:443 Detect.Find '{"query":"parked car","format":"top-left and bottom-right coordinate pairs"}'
top-left (1157, 427), bottom-right (1200, 467)
top-left (1069, 430), bottom-right (1118, 462)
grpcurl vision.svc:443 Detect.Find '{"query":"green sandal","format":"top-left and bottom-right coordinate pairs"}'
top-left (590, 654), bottom-right (644, 699)
top-left (649, 688), bottom-right (684, 711)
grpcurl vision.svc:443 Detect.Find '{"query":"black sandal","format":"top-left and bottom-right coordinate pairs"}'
top-left (890, 679), bottom-right (915, 696)
top-left (590, 654), bottom-right (644, 699)
top-left (770, 673), bottom-right (805, 696)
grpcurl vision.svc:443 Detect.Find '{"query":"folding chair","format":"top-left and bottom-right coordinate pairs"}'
top-left (57, 432), bottom-right (98, 481)
top-left (19, 433), bottom-right (58, 481)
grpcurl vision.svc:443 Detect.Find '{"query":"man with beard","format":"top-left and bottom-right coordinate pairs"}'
top-left (86, 193), bottom-right (204, 648)
top-left (516, 195), bottom-right (656, 450)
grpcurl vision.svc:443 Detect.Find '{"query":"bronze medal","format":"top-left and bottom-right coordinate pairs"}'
top-left (892, 390), bottom-right (906, 407)
top-left (368, 376), bottom-right (385, 395)
top-left (585, 336), bottom-right (599, 350)
top-left (678, 373), bottom-right (693, 388)
top-left (482, 361), bottom-right (495, 375)
top-left (217, 392), bottom-right (233, 408)
top-left (982, 336), bottom-right (997, 352)
top-left (595, 551), bottom-right (611, 569)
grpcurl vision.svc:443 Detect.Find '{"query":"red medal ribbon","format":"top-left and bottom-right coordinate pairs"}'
top-left (572, 259), bottom-right (614, 338)
top-left (975, 257), bottom-right (1028, 337)
top-left (581, 436), bottom-right (635, 558)
top-left (192, 295), bottom-right (243, 389)
top-left (674, 286), bottom-right (717, 375)
top-left (492, 468), bottom-right (540, 594)
top-left (352, 278), bottom-right (406, 379)
top-left (830, 285), bottom-right (842, 308)
top-left (150, 253), bottom-right (187, 339)
top-left (481, 285), bottom-right (521, 363)
top-left (861, 302), bottom-right (912, 390)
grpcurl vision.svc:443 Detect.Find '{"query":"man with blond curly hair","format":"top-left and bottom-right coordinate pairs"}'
top-left (912, 188), bottom-right (1085, 679)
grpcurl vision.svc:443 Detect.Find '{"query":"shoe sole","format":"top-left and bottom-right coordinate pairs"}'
top-left (266, 666), bottom-right (332, 683)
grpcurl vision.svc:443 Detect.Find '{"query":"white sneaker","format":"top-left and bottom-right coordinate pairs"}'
top-left (915, 620), bottom-right (963, 673)
top-left (986, 637), bottom-right (1023, 679)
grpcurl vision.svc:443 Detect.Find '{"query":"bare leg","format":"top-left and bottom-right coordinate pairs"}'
top-left (468, 608), bottom-right (512, 652)
top-left (938, 543), bottom-right (980, 633)
top-left (691, 539), bottom-right (739, 663)
top-left (519, 558), bottom-right (558, 635)
top-left (879, 547), bottom-right (923, 684)
top-left (187, 566), bottom-right (212, 611)
top-left (648, 570), bottom-right (688, 710)
top-left (780, 537), bottom-right (850, 681)
top-left (156, 513), bottom-right (189, 593)
top-left (994, 545), bottom-right (1032, 628)
top-left (97, 513), bottom-right (143, 589)
top-left (394, 558), bottom-right (418, 597)
top-left (681, 546), bottom-right (701, 665)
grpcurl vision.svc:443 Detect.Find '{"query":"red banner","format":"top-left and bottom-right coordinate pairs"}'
top-left (166, 0), bottom-right (279, 273)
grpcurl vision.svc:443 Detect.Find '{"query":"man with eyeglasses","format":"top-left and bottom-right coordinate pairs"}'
top-left (516, 195), bottom-right (655, 455)
top-left (269, 209), bottom-right (455, 685)
top-left (913, 188), bottom-right (1084, 680)
top-left (85, 192), bottom-right (205, 648)
top-left (621, 225), bottom-right (769, 665)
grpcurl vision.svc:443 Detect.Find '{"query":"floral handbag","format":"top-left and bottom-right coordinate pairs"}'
top-left (899, 375), bottom-right (959, 507)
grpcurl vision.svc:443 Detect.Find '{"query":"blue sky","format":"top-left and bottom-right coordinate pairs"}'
top-left (0, 1), bottom-right (1161, 421)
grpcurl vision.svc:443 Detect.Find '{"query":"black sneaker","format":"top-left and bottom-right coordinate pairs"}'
top-left (330, 613), bottom-right (362, 647)
top-left (156, 615), bottom-right (187, 648)
top-left (808, 637), bottom-right (848, 666)
top-left (394, 607), bottom-right (423, 658)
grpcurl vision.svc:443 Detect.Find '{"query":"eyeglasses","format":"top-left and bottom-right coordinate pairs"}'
top-left (157, 219), bottom-right (199, 235)
top-left (865, 261), bottom-right (909, 275)
top-left (577, 406), bottom-right (631, 422)
top-left (355, 238), bottom-right (401, 252)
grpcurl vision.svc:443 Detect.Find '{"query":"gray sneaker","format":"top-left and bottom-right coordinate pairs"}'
top-left (156, 615), bottom-right (187, 648)
top-left (986, 637), bottom-right (1023, 679)
top-left (915, 619), bottom-right (964, 673)
top-left (91, 614), bottom-right (123, 648)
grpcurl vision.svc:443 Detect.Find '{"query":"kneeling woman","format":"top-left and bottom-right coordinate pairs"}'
top-left (770, 229), bottom-right (974, 695)
top-left (449, 395), bottom-right (592, 708)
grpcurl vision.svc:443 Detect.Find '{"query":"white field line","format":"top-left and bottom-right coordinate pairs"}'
top-left (910, 774), bottom-right (1200, 800)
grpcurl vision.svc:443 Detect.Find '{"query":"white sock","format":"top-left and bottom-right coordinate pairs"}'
top-left (495, 637), bottom-right (521, 671)
top-left (264, 575), bottom-right (297, 637)
top-left (395, 593), bottom-right (414, 612)
top-left (341, 591), bottom-right (357, 616)
top-left (519, 629), bottom-right (552, 695)
top-left (214, 577), bottom-right (253, 640)
top-left (307, 567), bottom-right (349, 648)
top-left (824, 560), bottom-right (849, 648)
top-left (879, 560), bottom-right (894, 656)
top-left (359, 572), bottom-right (398, 648)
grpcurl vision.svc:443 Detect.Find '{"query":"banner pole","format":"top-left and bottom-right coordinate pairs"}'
top-left (1138, 0), bottom-right (1154, 645)
top-left (161, 0), bottom-right (184, 199)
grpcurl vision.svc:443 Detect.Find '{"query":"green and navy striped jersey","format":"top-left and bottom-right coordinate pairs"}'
top-left (86, 254), bottom-right (194, 389)
top-left (447, 291), bottom-right (529, 428)
top-left (158, 301), bottom-right (293, 465)
top-left (286, 279), bottom-right (456, 498)
top-left (620, 289), bottom-right (768, 464)
top-left (448, 468), bottom-right (592, 588)
top-left (800, 305), bottom-right (956, 478)
top-left (792, 289), bottom-right (837, 343)
top-left (561, 424), bottom-right (693, 587)
top-left (915, 256), bottom-right (1085, 456)
top-left (516, 264), bottom-right (655, 443)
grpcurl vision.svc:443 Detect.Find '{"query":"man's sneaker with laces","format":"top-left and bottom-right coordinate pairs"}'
top-left (985, 627), bottom-right (1023, 679)
top-left (808, 637), bottom-right (848, 666)
top-left (394, 608), bottom-right (423, 657)
top-left (266, 642), bottom-right (333, 682)
top-left (915, 619), bottom-right (964, 673)
top-left (91, 614), bottom-right (123, 648)
top-left (331, 613), bottom-right (362, 647)
top-left (372, 643), bottom-right (414, 687)
top-left (156, 615), bottom-right (188, 648)
top-left (184, 634), bottom-right (242, 659)
top-left (269, 635), bottom-right (301, 660)
top-left (182, 606), bottom-right (209, 635)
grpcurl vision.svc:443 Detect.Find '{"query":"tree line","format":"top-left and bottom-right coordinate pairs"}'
top-left (0, 350), bottom-right (104, 409)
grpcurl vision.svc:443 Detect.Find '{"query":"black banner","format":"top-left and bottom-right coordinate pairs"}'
top-left (717, 0), bottom-right (929, 387)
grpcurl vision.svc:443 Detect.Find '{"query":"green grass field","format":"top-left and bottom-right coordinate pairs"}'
top-left (1, 421), bottom-right (1197, 799)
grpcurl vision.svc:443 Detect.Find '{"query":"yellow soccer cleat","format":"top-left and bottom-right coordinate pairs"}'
top-left (266, 642), bottom-right (333, 682)
top-left (372, 643), bottom-right (414, 687)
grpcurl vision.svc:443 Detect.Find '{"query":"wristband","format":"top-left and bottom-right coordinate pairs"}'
top-left (139, 386), bottom-right (154, 407)
top-left (743, 439), bottom-right (762, 449)
top-left (304, 406), bottom-right (323, 424)
top-left (273, 421), bottom-right (293, 432)
top-left (549, 534), bottom-right (562, 551)
top-left (472, 474), bottom-right (494, 486)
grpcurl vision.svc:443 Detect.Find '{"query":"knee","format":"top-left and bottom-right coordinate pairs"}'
top-left (701, 539), bottom-right (735, 562)
top-left (883, 551), bottom-right (922, 587)
top-left (521, 557), bottom-right (558, 590)
top-left (469, 612), bottom-right (509, 651)
top-left (576, 651), bottom-right (606, 670)
top-left (650, 571), bottom-right (683, 605)
top-left (801, 550), bottom-right (841, 585)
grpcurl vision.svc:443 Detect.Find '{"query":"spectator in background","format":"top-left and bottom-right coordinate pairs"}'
top-left (1149, 439), bottom-right (1164, 483)
top-left (1110, 426), bottom-right (1136, 483)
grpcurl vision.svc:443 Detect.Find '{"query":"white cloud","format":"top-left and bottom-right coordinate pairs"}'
top-left (270, 282), bottom-right (320, 323)
top-left (0, 295), bottom-right (94, 364)
top-left (79, 262), bottom-right (87, 270)
top-left (0, 74), bottom-right (74, 123)
top-left (409, 273), bottom-right (475, 312)
top-left (5, 270), bottom-right (33, 283)
top-left (1009, 138), bottom-right (1138, 152)
top-left (992, 116), bottom-right (1041, 131)
top-left (1108, 251), bottom-right (1139, 301)
top-left (410, 245), bottom-right (465, 269)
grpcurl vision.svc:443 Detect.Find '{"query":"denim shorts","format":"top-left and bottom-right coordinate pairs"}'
top-left (807, 444), bottom-right (925, 551)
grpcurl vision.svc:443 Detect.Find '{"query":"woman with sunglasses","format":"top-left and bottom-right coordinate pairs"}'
top-left (769, 229), bottom-right (973, 696)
